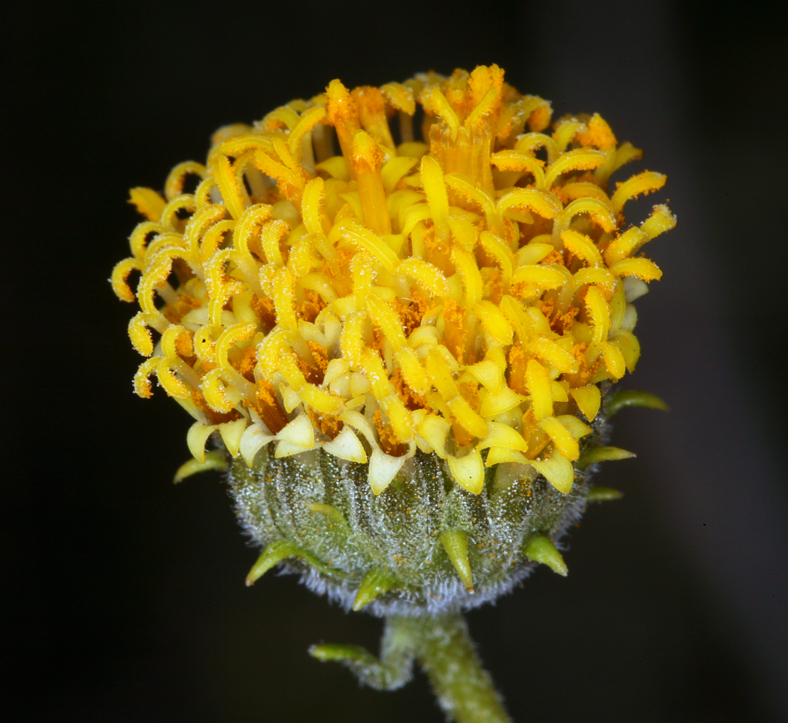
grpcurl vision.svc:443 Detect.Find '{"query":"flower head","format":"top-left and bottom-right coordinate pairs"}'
top-left (113, 65), bottom-right (673, 613)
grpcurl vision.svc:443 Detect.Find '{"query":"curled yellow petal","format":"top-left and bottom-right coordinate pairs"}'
top-left (201, 368), bottom-right (236, 414)
top-left (420, 154), bottom-right (449, 223)
top-left (128, 313), bottom-right (154, 357)
top-left (116, 66), bottom-right (673, 493)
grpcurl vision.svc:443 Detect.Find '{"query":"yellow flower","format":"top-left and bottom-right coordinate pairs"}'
top-left (112, 64), bottom-right (674, 499)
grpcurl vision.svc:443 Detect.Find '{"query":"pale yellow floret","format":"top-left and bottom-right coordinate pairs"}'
top-left (164, 161), bottom-right (207, 201)
top-left (301, 177), bottom-right (330, 235)
top-left (116, 65), bottom-right (672, 496)
top-left (160, 196), bottom-right (197, 231)
top-left (451, 247), bottom-right (483, 306)
top-left (211, 153), bottom-right (248, 220)
top-left (585, 286), bottom-right (611, 347)
top-left (544, 148), bottom-right (607, 188)
top-left (561, 229), bottom-right (604, 267)
top-left (569, 385), bottom-right (601, 422)
top-left (600, 341), bottom-right (627, 380)
top-left (444, 174), bottom-right (500, 230)
top-left (128, 313), bottom-right (154, 356)
top-left (610, 258), bottom-right (662, 282)
top-left (157, 358), bottom-right (190, 399)
top-left (476, 301), bottom-right (514, 345)
top-left (511, 264), bottom-right (571, 290)
top-left (611, 171), bottom-right (666, 216)
top-left (539, 416), bottom-right (580, 461)
top-left (421, 155), bottom-right (450, 222)
top-left (447, 450), bottom-right (485, 494)
top-left (553, 120), bottom-right (587, 153)
top-left (253, 148), bottom-right (306, 204)
top-left (422, 87), bottom-right (461, 139)
top-left (556, 197), bottom-right (617, 237)
top-left (351, 130), bottom-right (391, 235)
top-left (478, 422), bottom-right (528, 452)
top-left (497, 187), bottom-right (562, 220)
top-left (397, 258), bottom-right (450, 297)
top-left (287, 106), bottom-right (327, 162)
top-left (515, 132), bottom-right (558, 160)
top-left (479, 231), bottom-right (513, 280)
top-left (530, 448), bottom-right (574, 494)
top-left (479, 387), bottom-right (526, 418)
top-left (528, 337), bottom-right (578, 374)
top-left (526, 359), bottom-right (553, 421)
top-left (641, 204), bottom-right (677, 239)
top-left (332, 221), bottom-right (398, 271)
top-left (133, 357), bottom-right (161, 398)
top-left (111, 258), bottom-right (142, 303)
top-left (129, 187), bottom-right (166, 222)
top-left (491, 150), bottom-right (547, 188)
top-left (201, 368), bottom-right (238, 414)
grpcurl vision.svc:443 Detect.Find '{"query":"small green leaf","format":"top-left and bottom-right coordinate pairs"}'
top-left (173, 451), bottom-right (227, 483)
top-left (524, 535), bottom-right (567, 576)
top-left (606, 389), bottom-right (669, 417)
top-left (309, 644), bottom-right (376, 664)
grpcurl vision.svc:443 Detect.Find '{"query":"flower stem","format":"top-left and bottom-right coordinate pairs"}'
top-left (312, 612), bottom-right (511, 722)
top-left (411, 612), bottom-right (511, 723)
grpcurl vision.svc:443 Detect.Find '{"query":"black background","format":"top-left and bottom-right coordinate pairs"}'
top-left (4, 1), bottom-right (788, 721)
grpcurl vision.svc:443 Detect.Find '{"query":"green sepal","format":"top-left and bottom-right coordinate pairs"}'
top-left (173, 451), bottom-right (227, 483)
top-left (245, 540), bottom-right (331, 586)
top-left (353, 567), bottom-right (399, 611)
top-left (606, 389), bottom-right (669, 417)
top-left (439, 530), bottom-right (474, 591)
top-left (586, 485), bottom-right (624, 502)
top-left (524, 535), bottom-right (568, 576)
top-left (577, 446), bottom-right (635, 469)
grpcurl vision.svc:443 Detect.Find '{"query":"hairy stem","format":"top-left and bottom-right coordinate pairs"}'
top-left (312, 612), bottom-right (511, 722)
top-left (414, 612), bottom-right (511, 723)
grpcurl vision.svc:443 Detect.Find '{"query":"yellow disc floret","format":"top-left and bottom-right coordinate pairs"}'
top-left (113, 65), bottom-right (674, 496)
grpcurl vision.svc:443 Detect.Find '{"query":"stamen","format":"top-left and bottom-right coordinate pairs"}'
top-left (351, 131), bottom-right (391, 235)
top-left (326, 79), bottom-right (361, 178)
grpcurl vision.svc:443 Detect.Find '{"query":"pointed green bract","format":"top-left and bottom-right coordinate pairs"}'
top-left (587, 485), bottom-right (624, 502)
top-left (577, 446), bottom-right (636, 469)
top-left (606, 389), bottom-right (669, 417)
top-left (173, 450), bottom-right (227, 483)
top-left (440, 530), bottom-right (474, 591)
top-left (245, 540), bottom-right (329, 586)
top-left (524, 535), bottom-right (568, 576)
top-left (353, 568), bottom-right (399, 611)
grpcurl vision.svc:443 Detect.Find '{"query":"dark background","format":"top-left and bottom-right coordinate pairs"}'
top-left (4, 1), bottom-right (788, 721)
